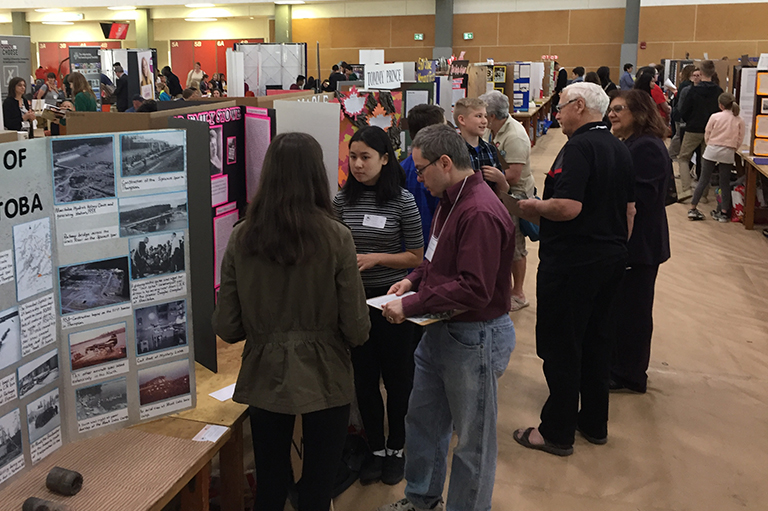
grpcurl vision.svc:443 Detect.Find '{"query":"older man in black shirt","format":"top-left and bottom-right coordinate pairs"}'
top-left (514, 82), bottom-right (636, 456)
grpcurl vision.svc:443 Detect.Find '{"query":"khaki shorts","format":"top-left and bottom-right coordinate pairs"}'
top-left (511, 215), bottom-right (528, 261)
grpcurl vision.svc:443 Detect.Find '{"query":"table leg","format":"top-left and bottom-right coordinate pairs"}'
top-left (744, 163), bottom-right (757, 230)
top-left (180, 461), bottom-right (211, 511)
top-left (220, 420), bottom-right (245, 511)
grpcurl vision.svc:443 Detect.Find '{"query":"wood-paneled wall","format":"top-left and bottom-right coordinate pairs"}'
top-left (294, 4), bottom-right (768, 85)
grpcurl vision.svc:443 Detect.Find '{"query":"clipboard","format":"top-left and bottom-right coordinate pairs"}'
top-left (366, 292), bottom-right (461, 326)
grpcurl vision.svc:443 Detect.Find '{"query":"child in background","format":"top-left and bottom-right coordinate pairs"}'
top-left (687, 92), bottom-right (745, 222)
top-left (453, 98), bottom-right (503, 190)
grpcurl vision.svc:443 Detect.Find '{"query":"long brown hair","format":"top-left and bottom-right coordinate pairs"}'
top-left (614, 89), bottom-right (667, 138)
top-left (239, 132), bottom-right (334, 265)
top-left (68, 72), bottom-right (95, 99)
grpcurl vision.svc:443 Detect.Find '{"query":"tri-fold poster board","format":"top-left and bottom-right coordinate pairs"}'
top-left (0, 130), bottom-right (196, 488)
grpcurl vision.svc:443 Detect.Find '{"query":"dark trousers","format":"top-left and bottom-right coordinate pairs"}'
top-left (611, 264), bottom-right (660, 392)
top-left (536, 260), bottom-right (626, 446)
top-left (250, 404), bottom-right (350, 511)
top-left (352, 286), bottom-right (415, 452)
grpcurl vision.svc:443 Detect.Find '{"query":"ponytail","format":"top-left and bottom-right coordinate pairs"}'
top-left (719, 92), bottom-right (740, 116)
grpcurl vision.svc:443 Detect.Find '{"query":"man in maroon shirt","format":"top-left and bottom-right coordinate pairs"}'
top-left (379, 124), bottom-right (516, 511)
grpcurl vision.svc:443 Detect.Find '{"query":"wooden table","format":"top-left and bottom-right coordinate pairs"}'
top-left (737, 151), bottom-right (768, 229)
top-left (173, 338), bottom-right (249, 511)
top-left (4, 421), bottom-right (230, 511)
top-left (511, 95), bottom-right (553, 147)
top-left (133, 418), bottom-right (233, 511)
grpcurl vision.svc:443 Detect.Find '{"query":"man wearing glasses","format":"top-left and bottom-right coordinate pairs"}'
top-left (378, 124), bottom-right (516, 511)
top-left (513, 82), bottom-right (636, 456)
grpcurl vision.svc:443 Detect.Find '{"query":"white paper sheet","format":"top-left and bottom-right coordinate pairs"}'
top-left (209, 383), bottom-right (236, 402)
top-left (366, 292), bottom-right (455, 326)
top-left (193, 424), bottom-right (229, 443)
top-left (405, 90), bottom-right (430, 115)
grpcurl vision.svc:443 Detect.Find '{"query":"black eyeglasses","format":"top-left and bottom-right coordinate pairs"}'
top-left (607, 105), bottom-right (628, 114)
top-left (415, 156), bottom-right (442, 177)
top-left (555, 98), bottom-right (579, 112)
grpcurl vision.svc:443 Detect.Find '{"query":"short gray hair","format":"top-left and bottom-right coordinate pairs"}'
top-left (564, 82), bottom-right (609, 115)
top-left (114, 64), bottom-right (124, 74)
top-left (412, 124), bottom-right (472, 171)
top-left (479, 90), bottom-right (509, 120)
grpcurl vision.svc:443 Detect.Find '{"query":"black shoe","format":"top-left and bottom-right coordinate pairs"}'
top-left (609, 378), bottom-right (646, 394)
top-left (576, 425), bottom-right (607, 445)
top-left (359, 454), bottom-right (383, 485)
top-left (381, 454), bottom-right (405, 485)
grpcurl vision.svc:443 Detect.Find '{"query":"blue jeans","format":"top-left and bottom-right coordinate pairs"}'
top-left (404, 315), bottom-right (515, 511)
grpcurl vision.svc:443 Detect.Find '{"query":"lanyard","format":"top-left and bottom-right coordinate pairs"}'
top-left (431, 175), bottom-right (469, 242)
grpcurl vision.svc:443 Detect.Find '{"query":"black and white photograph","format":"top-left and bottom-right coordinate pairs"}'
top-left (209, 126), bottom-right (223, 176)
top-left (120, 131), bottom-right (186, 177)
top-left (138, 359), bottom-right (190, 405)
top-left (0, 409), bottom-right (22, 470)
top-left (59, 257), bottom-right (130, 315)
top-left (762, 97), bottom-right (768, 114)
top-left (69, 323), bottom-right (127, 371)
top-left (75, 378), bottom-right (128, 420)
top-left (129, 231), bottom-right (185, 280)
top-left (0, 307), bottom-right (21, 372)
top-left (119, 191), bottom-right (188, 237)
top-left (17, 349), bottom-right (59, 400)
top-left (13, 217), bottom-right (53, 302)
top-left (227, 136), bottom-right (237, 165)
top-left (52, 136), bottom-right (116, 204)
top-left (26, 388), bottom-right (60, 444)
top-left (135, 300), bottom-right (187, 356)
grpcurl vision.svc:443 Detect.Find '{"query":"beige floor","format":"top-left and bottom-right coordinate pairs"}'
top-left (330, 128), bottom-right (768, 511)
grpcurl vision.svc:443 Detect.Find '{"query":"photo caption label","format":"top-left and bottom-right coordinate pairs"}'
top-left (131, 273), bottom-right (186, 306)
top-left (0, 249), bottom-right (14, 285)
top-left (71, 359), bottom-right (129, 386)
top-left (140, 394), bottom-right (192, 420)
top-left (0, 374), bottom-right (17, 406)
top-left (77, 408), bottom-right (129, 433)
top-left (55, 199), bottom-right (117, 220)
top-left (62, 226), bottom-right (119, 247)
top-left (20, 293), bottom-right (56, 356)
top-left (30, 427), bottom-right (62, 464)
top-left (61, 303), bottom-right (132, 330)
top-left (136, 346), bottom-right (188, 366)
top-left (121, 173), bottom-right (186, 193)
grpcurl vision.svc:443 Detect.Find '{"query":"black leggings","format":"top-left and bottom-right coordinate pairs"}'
top-left (352, 286), bottom-right (415, 452)
top-left (250, 404), bottom-right (350, 511)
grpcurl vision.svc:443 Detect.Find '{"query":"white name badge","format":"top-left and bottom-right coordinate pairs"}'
top-left (425, 235), bottom-right (438, 261)
top-left (362, 214), bottom-right (387, 229)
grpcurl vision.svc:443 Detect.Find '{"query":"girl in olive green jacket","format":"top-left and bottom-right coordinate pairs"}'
top-left (213, 132), bottom-right (370, 511)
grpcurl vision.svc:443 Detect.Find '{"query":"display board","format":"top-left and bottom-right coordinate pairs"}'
top-left (0, 131), bottom-right (196, 489)
top-left (38, 42), bottom-right (122, 84)
top-left (236, 42), bottom-right (307, 96)
top-left (275, 100), bottom-right (340, 199)
top-left (68, 47), bottom-right (102, 107)
top-left (0, 36), bottom-right (32, 100)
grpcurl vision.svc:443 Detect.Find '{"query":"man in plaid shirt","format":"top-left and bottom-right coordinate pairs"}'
top-left (454, 98), bottom-right (503, 191)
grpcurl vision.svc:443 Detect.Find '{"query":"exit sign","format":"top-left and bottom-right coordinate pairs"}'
top-left (414, 33), bottom-right (424, 41)
top-left (463, 32), bottom-right (473, 40)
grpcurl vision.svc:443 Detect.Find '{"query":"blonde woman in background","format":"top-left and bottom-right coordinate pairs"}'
top-left (186, 62), bottom-right (204, 90)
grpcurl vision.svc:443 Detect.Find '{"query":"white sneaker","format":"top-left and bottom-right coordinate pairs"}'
top-left (376, 498), bottom-right (444, 511)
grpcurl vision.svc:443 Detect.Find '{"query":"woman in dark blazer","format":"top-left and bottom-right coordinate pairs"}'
top-left (607, 89), bottom-right (671, 394)
top-left (3, 76), bottom-right (35, 131)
